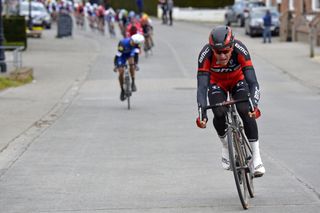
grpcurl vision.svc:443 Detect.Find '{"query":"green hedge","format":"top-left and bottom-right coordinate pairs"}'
top-left (174, 0), bottom-right (234, 8)
top-left (3, 16), bottom-right (27, 49)
top-left (109, 0), bottom-right (234, 16)
top-left (110, 0), bottom-right (158, 16)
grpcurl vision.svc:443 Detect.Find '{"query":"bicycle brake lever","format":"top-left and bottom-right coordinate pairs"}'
top-left (248, 97), bottom-right (254, 112)
top-left (198, 107), bottom-right (203, 121)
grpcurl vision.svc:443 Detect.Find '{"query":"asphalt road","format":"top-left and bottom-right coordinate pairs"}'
top-left (0, 20), bottom-right (320, 212)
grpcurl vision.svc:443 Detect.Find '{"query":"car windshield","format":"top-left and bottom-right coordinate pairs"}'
top-left (21, 4), bottom-right (47, 12)
top-left (252, 10), bottom-right (279, 18)
top-left (247, 2), bottom-right (265, 8)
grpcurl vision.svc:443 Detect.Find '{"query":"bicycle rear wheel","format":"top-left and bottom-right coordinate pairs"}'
top-left (228, 129), bottom-right (250, 209)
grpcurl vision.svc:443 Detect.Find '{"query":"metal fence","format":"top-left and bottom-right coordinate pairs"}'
top-left (0, 46), bottom-right (24, 71)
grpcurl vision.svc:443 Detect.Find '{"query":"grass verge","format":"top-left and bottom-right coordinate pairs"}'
top-left (0, 75), bottom-right (33, 91)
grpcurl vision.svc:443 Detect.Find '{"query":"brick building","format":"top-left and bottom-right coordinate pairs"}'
top-left (261, 0), bottom-right (320, 46)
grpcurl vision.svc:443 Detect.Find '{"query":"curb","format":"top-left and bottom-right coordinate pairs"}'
top-left (9, 67), bottom-right (34, 81)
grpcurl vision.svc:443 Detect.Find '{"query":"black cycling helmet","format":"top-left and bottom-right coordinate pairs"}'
top-left (209, 26), bottom-right (234, 50)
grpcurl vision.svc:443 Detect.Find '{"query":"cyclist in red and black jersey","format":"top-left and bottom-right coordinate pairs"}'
top-left (196, 26), bottom-right (265, 177)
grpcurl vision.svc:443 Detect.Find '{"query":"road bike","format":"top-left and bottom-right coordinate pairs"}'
top-left (107, 22), bottom-right (116, 38)
top-left (143, 29), bottom-right (153, 58)
top-left (202, 95), bottom-right (255, 209)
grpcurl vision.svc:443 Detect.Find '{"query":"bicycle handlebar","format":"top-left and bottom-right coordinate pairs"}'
top-left (201, 98), bottom-right (254, 115)
top-left (198, 94), bottom-right (255, 121)
top-left (204, 98), bottom-right (250, 111)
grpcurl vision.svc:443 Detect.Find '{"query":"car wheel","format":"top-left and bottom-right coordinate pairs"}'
top-left (240, 17), bottom-right (245, 27)
top-left (249, 28), bottom-right (254, 37)
top-left (237, 16), bottom-right (245, 27)
top-left (245, 26), bottom-right (248, 35)
top-left (224, 16), bottom-right (231, 26)
top-left (237, 17), bottom-right (242, 27)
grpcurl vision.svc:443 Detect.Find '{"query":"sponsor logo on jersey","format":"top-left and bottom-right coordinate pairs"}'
top-left (254, 87), bottom-right (260, 101)
top-left (199, 47), bottom-right (210, 63)
top-left (235, 43), bottom-right (248, 56)
top-left (210, 64), bottom-right (241, 73)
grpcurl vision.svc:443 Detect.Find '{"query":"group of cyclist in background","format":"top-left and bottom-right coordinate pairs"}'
top-left (74, 4), bottom-right (154, 102)
top-left (45, 0), bottom-right (154, 41)
top-left (45, 0), bottom-right (154, 102)
top-left (72, 3), bottom-right (154, 43)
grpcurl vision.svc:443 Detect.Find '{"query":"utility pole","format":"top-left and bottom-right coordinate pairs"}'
top-left (28, 0), bottom-right (32, 30)
top-left (310, 24), bottom-right (315, 58)
top-left (0, 0), bottom-right (7, 73)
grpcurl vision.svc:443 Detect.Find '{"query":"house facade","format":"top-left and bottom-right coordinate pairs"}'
top-left (263, 0), bottom-right (320, 46)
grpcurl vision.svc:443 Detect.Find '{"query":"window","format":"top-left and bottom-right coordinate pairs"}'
top-left (289, 0), bottom-right (294, 11)
top-left (312, 0), bottom-right (320, 11)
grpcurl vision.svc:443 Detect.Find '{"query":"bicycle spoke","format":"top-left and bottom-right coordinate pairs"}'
top-left (240, 130), bottom-right (255, 198)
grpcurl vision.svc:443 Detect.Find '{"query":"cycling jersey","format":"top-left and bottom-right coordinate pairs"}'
top-left (126, 22), bottom-right (143, 38)
top-left (115, 38), bottom-right (139, 67)
top-left (96, 6), bottom-right (105, 18)
top-left (197, 39), bottom-right (260, 108)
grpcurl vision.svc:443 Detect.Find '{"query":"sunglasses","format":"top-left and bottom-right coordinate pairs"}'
top-left (214, 48), bottom-right (233, 55)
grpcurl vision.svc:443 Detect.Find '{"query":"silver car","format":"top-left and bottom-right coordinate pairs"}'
top-left (224, 0), bottom-right (265, 27)
top-left (20, 1), bottom-right (52, 29)
top-left (245, 7), bottom-right (280, 37)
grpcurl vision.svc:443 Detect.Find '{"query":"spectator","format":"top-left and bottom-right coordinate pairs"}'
top-left (158, 0), bottom-right (168, 24)
top-left (263, 10), bottom-right (272, 43)
top-left (167, 0), bottom-right (174, 25)
top-left (136, 0), bottom-right (143, 15)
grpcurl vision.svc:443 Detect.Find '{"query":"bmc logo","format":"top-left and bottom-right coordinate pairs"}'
top-left (235, 43), bottom-right (248, 56)
top-left (199, 47), bottom-right (210, 63)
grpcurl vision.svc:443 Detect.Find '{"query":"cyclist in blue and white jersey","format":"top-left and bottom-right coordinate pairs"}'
top-left (114, 34), bottom-right (145, 101)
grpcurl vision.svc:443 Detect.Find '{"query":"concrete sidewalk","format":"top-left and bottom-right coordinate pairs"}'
top-left (0, 20), bottom-right (320, 160)
top-left (0, 27), bottom-right (102, 163)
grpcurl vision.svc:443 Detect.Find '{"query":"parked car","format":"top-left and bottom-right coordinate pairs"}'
top-left (20, 1), bottom-right (52, 29)
top-left (224, 0), bottom-right (265, 27)
top-left (244, 7), bottom-right (280, 37)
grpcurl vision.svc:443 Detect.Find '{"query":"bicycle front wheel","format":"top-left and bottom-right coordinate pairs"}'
top-left (127, 95), bottom-right (130, 110)
top-left (124, 75), bottom-right (131, 110)
top-left (228, 129), bottom-right (250, 209)
top-left (240, 130), bottom-right (254, 198)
